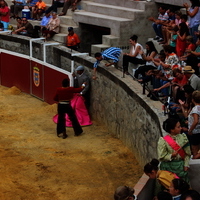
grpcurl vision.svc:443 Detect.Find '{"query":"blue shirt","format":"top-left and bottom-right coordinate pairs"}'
top-left (29, 0), bottom-right (38, 7)
top-left (40, 15), bottom-right (52, 26)
top-left (16, 0), bottom-right (26, 6)
top-left (93, 47), bottom-right (122, 68)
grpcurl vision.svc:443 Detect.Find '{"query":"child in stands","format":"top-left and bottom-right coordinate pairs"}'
top-left (169, 179), bottom-right (190, 200)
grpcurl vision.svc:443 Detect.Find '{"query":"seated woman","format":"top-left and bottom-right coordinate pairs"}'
top-left (122, 34), bottom-right (145, 75)
top-left (134, 41), bottom-right (158, 80)
top-left (184, 35), bottom-right (200, 75)
top-left (42, 12), bottom-right (60, 40)
top-left (158, 118), bottom-right (191, 182)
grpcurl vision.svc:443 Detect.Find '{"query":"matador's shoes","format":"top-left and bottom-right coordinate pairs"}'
top-left (62, 134), bottom-right (68, 139)
top-left (57, 132), bottom-right (68, 139)
top-left (74, 131), bottom-right (83, 137)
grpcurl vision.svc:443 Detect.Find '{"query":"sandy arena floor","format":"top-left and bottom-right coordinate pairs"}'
top-left (0, 85), bottom-right (143, 200)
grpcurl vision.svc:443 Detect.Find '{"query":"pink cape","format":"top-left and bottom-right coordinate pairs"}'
top-left (53, 94), bottom-right (92, 127)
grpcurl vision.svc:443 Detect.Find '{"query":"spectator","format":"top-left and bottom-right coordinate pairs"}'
top-left (169, 179), bottom-right (190, 200)
top-left (42, 12), bottom-right (60, 40)
top-left (13, 17), bottom-right (33, 36)
top-left (160, 45), bottom-right (180, 79)
top-left (175, 10), bottom-right (182, 26)
top-left (39, 12), bottom-right (52, 33)
top-left (66, 26), bottom-right (80, 51)
top-left (114, 186), bottom-right (137, 200)
top-left (10, 0), bottom-right (26, 19)
top-left (26, 0), bottom-right (38, 19)
top-left (180, 190), bottom-right (200, 200)
top-left (169, 25), bottom-right (179, 53)
top-left (176, 22), bottom-right (190, 57)
top-left (122, 35), bottom-right (145, 75)
top-left (183, 65), bottom-right (200, 90)
top-left (180, 35), bottom-right (196, 61)
top-left (185, 35), bottom-right (200, 75)
top-left (183, 0), bottom-right (200, 43)
top-left (33, 0), bottom-right (46, 20)
top-left (148, 5), bottom-right (169, 42)
top-left (0, 0), bottom-right (10, 31)
top-left (158, 118), bottom-right (191, 182)
top-left (161, 8), bottom-right (176, 44)
top-left (144, 158), bottom-right (180, 196)
top-left (93, 47), bottom-right (122, 80)
top-left (58, 0), bottom-right (81, 16)
top-left (134, 41), bottom-right (158, 80)
top-left (154, 68), bottom-right (188, 103)
top-left (178, 84), bottom-right (195, 119)
top-left (16, 16), bottom-right (22, 29)
top-left (188, 90), bottom-right (200, 157)
top-left (45, 0), bottom-right (64, 14)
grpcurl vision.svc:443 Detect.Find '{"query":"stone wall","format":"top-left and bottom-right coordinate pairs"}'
top-left (0, 34), bottom-right (167, 166)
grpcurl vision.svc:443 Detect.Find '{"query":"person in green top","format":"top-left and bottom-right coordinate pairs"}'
top-left (157, 118), bottom-right (191, 182)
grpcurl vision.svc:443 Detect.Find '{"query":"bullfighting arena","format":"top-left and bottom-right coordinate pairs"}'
top-left (0, 85), bottom-right (143, 200)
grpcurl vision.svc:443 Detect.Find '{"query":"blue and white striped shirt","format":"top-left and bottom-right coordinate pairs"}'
top-left (93, 47), bottom-right (122, 68)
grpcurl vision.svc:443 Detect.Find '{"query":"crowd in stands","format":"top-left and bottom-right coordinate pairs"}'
top-left (110, 1), bottom-right (200, 199)
top-left (0, 0), bottom-right (81, 43)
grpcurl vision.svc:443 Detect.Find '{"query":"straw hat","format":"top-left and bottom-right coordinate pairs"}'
top-left (183, 66), bottom-right (195, 74)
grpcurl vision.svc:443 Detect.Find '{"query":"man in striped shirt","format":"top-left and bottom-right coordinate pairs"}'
top-left (93, 47), bottom-right (122, 80)
top-left (148, 5), bottom-right (169, 42)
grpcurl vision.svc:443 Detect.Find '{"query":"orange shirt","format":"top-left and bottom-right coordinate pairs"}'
top-left (66, 33), bottom-right (80, 47)
top-left (36, 1), bottom-right (46, 9)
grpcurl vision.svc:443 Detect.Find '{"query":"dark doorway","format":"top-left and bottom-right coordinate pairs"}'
top-left (78, 23), bottom-right (110, 55)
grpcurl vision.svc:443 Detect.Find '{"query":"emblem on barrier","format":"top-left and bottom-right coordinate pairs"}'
top-left (33, 66), bottom-right (40, 87)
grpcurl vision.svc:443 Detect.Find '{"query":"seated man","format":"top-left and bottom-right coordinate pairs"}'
top-left (58, 0), bottom-right (81, 16)
top-left (40, 12), bottom-right (52, 32)
top-left (66, 27), bottom-right (80, 51)
top-left (13, 17), bottom-right (33, 36)
top-left (148, 5), bottom-right (169, 42)
top-left (45, 0), bottom-right (65, 14)
top-left (27, 0), bottom-right (38, 19)
top-left (33, 0), bottom-right (46, 20)
top-left (10, 0), bottom-right (26, 19)
top-left (93, 47), bottom-right (122, 80)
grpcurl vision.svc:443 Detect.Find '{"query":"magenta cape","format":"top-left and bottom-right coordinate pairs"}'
top-left (53, 94), bottom-right (92, 127)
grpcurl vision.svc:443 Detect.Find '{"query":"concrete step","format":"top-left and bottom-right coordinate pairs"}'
top-left (81, 1), bottom-right (144, 19)
top-left (90, 0), bottom-right (147, 10)
top-left (53, 33), bottom-right (67, 44)
top-left (91, 44), bottom-right (110, 56)
top-left (73, 10), bottom-right (132, 37)
top-left (60, 24), bottom-right (77, 33)
top-left (102, 35), bottom-right (119, 46)
top-left (59, 15), bottom-right (77, 26)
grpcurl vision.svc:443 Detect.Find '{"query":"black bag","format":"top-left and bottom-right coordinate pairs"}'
top-left (149, 90), bottom-right (159, 101)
